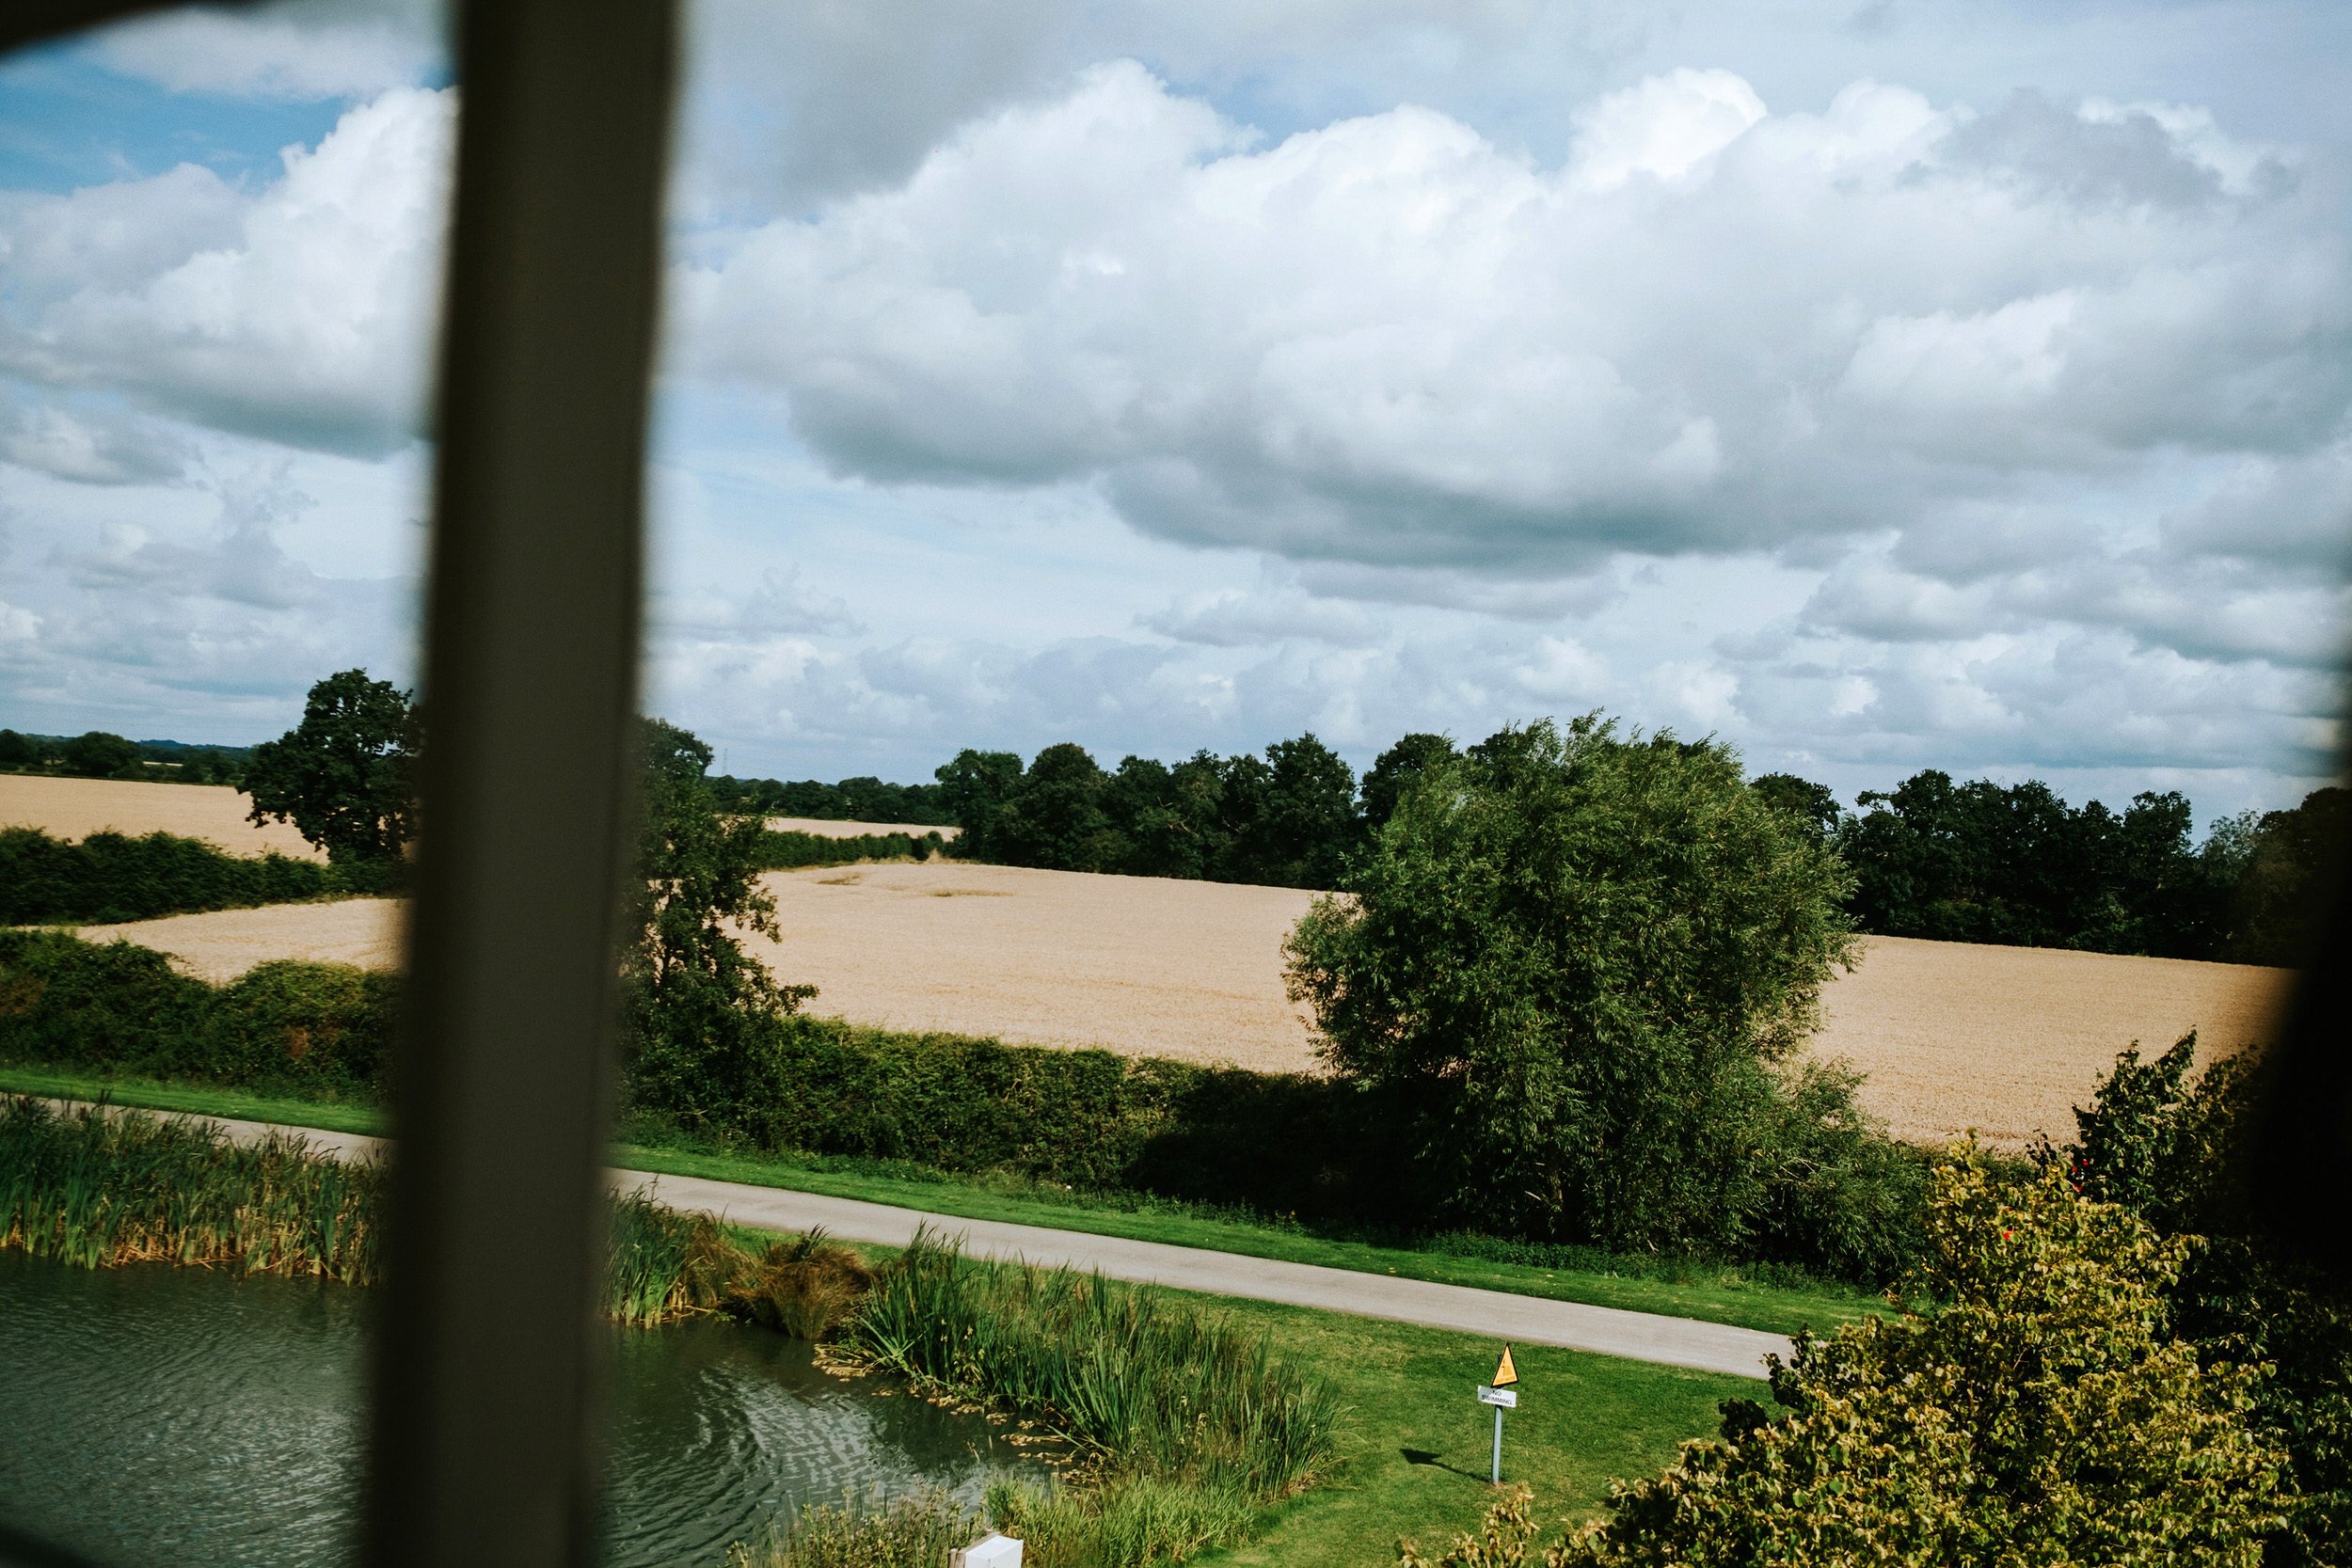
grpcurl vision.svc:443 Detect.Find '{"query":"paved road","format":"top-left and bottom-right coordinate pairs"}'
top-left (56, 1102), bottom-right (1790, 1380)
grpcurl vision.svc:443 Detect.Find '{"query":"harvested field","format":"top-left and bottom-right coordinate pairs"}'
top-left (0, 776), bottom-right (320, 860)
top-left (1812, 934), bottom-right (2290, 1148)
top-left (71, 861), bottom-right (2294, 1149)
top-left (764, 816), bottom-right (960, 840)
top-left (752, 863), bottom-right (1315, 1067)
top-left (76, 897), bottom-right (403, 981)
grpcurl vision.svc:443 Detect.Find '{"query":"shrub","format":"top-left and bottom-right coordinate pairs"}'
top-left (753, 830), bottom-right (943, 870)
top-left (0, 826), bottom-right (395, 926)
top-left (1285, 716), bottom-right (1862, 1253)
top-left (2049, 1038), bottom-right (2352, 1567)
top-left (1548, 1154), bottom-right (2289, 1568)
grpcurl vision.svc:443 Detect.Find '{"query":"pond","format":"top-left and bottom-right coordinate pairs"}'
top-left (0, 1250), bottom-right (1043, 1567)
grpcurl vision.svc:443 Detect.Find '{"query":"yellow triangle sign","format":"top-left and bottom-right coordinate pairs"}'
top-left (1492, 1346), bottom-right (1518, 1387)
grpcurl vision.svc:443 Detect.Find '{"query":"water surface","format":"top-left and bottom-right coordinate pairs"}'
top-left (0, 1251), bottom-right (1038, 1566)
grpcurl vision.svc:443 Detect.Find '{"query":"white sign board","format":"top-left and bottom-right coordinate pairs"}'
top-left (1477, 1386), bottom-right (1518, 1408)
top-left (951, 1533), bottom-right (1023, 1568)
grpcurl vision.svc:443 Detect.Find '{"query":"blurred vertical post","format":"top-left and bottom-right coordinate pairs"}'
top-left (365, 0), bottom-right (677, 1564)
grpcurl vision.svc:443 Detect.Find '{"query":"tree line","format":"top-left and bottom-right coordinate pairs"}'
top-left (0, 728), bottom-right (249, 785)
top-left (936, 734), bottom-right (2344, 966)
top-left (712, 771), bottom-right (953, 827)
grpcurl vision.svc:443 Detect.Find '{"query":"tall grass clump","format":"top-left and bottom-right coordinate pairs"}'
top-left (0, 1096), bottom-right (380, 1281)
top-left (729, 1490), bottom-right (981, 1568)
top-left (844, 1231), bottom-right (1339, 1501)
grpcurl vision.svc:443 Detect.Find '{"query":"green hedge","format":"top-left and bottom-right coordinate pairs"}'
top-left (0, 826), bottom-right (399, 925)
top-left (0, 929), bottom-right (393, 1101)
top-left (752, 829), bottom-right (947, 870)
top-left (0, 928), bottom-right (1921, 1283)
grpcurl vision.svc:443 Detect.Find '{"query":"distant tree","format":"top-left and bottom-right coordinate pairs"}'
top-left (1360, 733), bottom-right (1458, 832)
top-left (1102, 753), bottom-right (1222, 879)
top-left (1749, 771), bottom-right (1841, 844)
top-left (61, 731), bottom-right (139, 779)
top-left (2219, 786), bottom-right (2350, 966)
top-left (1232, 734), bottom-right (1361, 889)
top-left (934, 749), bottom-right (1022, 859)
top-left (1286, 716), bottom-right (1859, 1249)
top-left (621, 718), bottom-right (812, 1132)
top-left (993, 743), bottom-right (1119, 872)
top-left (0, 730), bottom-right (39, 770)
top-left (240, 670), bottom-right (421, 864)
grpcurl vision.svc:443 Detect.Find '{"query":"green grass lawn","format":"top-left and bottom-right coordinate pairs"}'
top-left (1196, 1299), bottom-right (1745, 1566)
top-left (0, 1063), bottom-right (1882, 1337)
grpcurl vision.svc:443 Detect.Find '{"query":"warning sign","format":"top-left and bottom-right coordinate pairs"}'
top-left (1491, 1346), bottom-right (1518, 1387)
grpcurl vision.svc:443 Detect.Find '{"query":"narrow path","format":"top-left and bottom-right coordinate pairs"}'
top-left (69, 1104), bottom-right (1790, 1380)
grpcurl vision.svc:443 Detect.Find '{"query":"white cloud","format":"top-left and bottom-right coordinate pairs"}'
top-left (2, 88), bottom-right (454, 457)
top-left (684, 64), bottom-right (2349, 579)
top-left (91, 0), bottom-right (441, 101)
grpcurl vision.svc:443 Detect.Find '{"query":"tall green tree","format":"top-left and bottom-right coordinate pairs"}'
top-left (621, 718), bottom-right (812, 1132)
top-left (934, 748), bottom-right (1023, 859)
top-left (993, 742), bottom-right (1117, 871)
top-left (1360, 733), bottom-right (1458, 832)
top-left (1285, 716), bottom-right (1859, 1249)
top-left (240, 671), bottom-right (420, 864)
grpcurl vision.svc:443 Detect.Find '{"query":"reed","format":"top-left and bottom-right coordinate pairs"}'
top-left (0, 1095), bottom-right (381, 1282)
top-left (841, 1231), bottom-right (1341, 1502)
top-left (0, 1098), bottom-right (872, 1333)
top-left (729, 1490), bottom-right (980, 1568)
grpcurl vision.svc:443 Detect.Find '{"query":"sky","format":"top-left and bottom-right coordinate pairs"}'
top-left (2, 0), bottom-right (2349, 825)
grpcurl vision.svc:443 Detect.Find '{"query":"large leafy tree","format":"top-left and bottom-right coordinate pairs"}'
top-left (1285, 716), bottom-right (1858, 1249)
top-left (621, 718), bottom-right (811, 1132)
top-left (241, 671), bottom-right (421, 864)
top-left (61, 730), bottom-right (139, 779)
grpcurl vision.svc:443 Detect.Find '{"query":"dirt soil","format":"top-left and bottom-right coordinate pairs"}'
top-left (66, 860), bottom-right (2293, 1148)
top-left (1, 776), bottom-right (320, 859)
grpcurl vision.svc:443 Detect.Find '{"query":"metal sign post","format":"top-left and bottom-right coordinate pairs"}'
top-left (1477, 1346), bottom-right (1520, 1484)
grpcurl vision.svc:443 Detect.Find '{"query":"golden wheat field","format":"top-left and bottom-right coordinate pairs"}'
top-left (766, 816), bottom-right (961, 840)
top-left (0, 776), bottom-right (322, 859)
top-left (60, 857), bottom-right (2293, 1148)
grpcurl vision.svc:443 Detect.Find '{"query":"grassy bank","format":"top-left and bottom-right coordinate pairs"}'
top-left (0, 1064), bottom-right (1881, 1336)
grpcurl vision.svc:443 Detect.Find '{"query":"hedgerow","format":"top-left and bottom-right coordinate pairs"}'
top-left (0, 927), bottom-right (1929, 1286)
top-left (0, 826), bottom-right (399, 926)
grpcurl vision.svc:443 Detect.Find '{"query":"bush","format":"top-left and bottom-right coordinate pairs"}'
top-left (0, 929), bottom-right (395, 1101)
top-left (2049, 1038), bottom-right (2352, 1567)
top-left (752, 830), bottom-right (943, 870)
top-left (0, 826), bottom-right (397, 926)
top-left (1285, 716), bottom-right (1862, 1254)
top-left (1541, 1153), bottom-right (2289, 1568)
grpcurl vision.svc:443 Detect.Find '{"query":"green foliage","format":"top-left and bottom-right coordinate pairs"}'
top-left (753, 829), bottom-right (945, 870)
top-left (0, 1097), bottom-right (381, 1281)
top-left (939, 734), bottom-right (1365, 889)
top-left (0, 928), bottom-right (395, 1101)
top-left (843, 1231), bottom-right (1340, 1500)
top-left (1747, 773), bottom-right (1839, 845)
top-left (621, 718), bottom-right (815, 1132)
top-left (1286, 716), bottom-right (1863, 1254)
top-left (1839, 769), bottom-right (2226, 958)
top-left (2201, 786), bottom-right (2350, 965)
top-left (0, 729), bottom-right (40, 769)
top-left (241, 669), bottom-right (421, 864)
top-left (1361, 734), bottom-right (1460, 833)
top-left (732, 1491), bottom-right (983, 1568)
top-left (2050, 1039), bottom-right (2352, 1567)
top-left (0, 826), bottom-right (395, 925)
top-left (61, 730), bottom-right (140, 778)
top-left (1547, 1155), bottom-right (2289, 1568)
top-left (1399, 1483), bottom-right (1545, 1568)
top-left (714, 771), bottom-right (956, 827)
